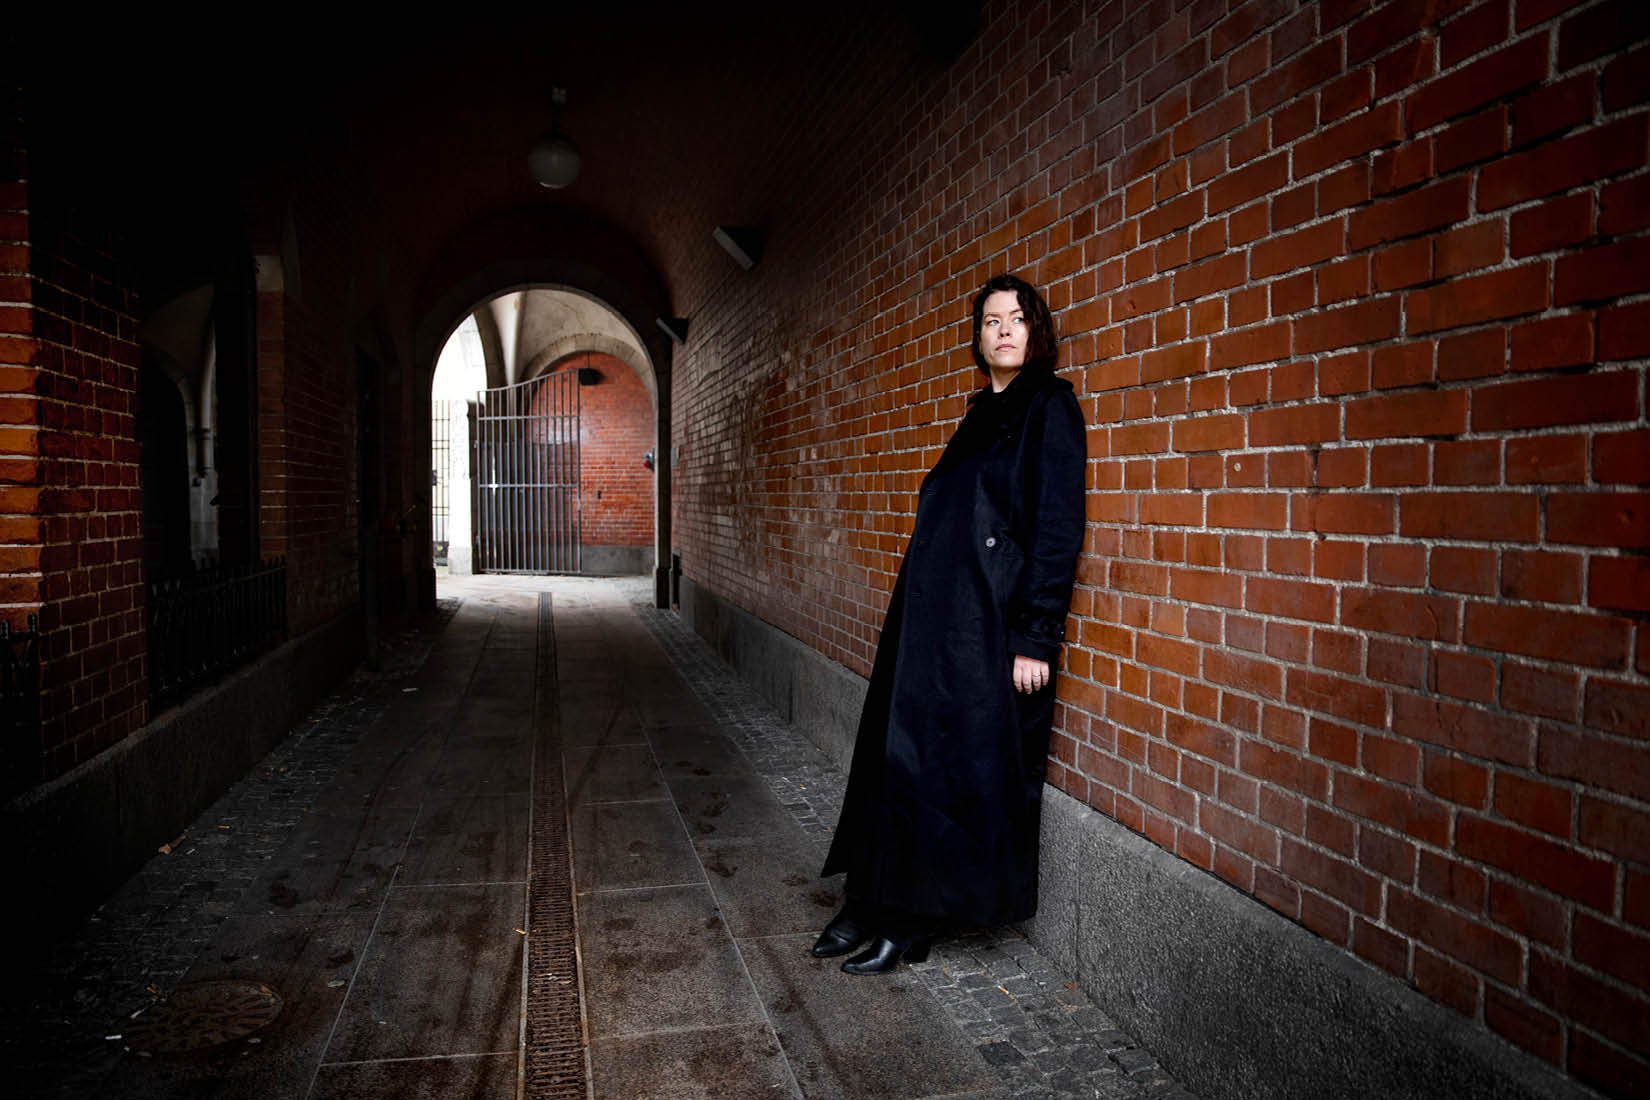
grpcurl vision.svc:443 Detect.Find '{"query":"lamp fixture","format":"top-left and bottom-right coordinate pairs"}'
top-left (529, 87), bottom-right (582, 189)
top-left (656, 316), bottom-right (690, 345)
top-left (714, 226), bottom-right (762, 271)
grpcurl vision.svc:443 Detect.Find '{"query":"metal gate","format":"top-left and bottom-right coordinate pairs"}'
top-left (473, 372), bottom-right (581, 573)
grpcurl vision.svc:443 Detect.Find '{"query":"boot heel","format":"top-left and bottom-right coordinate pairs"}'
top-left (905, 937), bottom-right (932, 964)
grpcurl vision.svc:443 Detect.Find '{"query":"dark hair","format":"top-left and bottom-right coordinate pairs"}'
top-left (969, 273), bottom-right (1058, 375)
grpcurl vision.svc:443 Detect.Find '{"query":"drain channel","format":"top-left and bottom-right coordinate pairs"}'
top-left (523, 592), bottom-right (588, 1099)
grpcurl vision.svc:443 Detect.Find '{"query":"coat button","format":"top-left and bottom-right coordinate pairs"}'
top-left (985, 536), bottom-right (997, 548)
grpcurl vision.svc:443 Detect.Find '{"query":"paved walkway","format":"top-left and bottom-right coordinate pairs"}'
top-left (6, 575), bottom-right (1195, 1100)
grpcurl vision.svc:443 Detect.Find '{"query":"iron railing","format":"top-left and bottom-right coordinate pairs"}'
top-left (1, 613), bottom-right (41, 797)
top-left (147, 558), bottom-right (287, 707)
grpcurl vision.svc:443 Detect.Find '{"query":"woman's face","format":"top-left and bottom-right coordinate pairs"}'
top-left (978, 289), bottom-right (1028, 379)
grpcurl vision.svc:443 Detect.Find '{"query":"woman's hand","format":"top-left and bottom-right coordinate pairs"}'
top-left (1012, 654), bottom-right (1050, 694)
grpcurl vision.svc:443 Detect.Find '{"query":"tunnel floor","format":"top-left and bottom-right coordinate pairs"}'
top-left (8, 575), bottom-right (1195, 1100)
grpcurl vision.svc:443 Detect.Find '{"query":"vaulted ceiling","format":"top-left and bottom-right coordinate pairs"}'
top-left (24, 6), bottom-right (975, 338)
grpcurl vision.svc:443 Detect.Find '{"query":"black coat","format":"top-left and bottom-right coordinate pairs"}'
top-left (822, 368), bottom-right (1087, 926)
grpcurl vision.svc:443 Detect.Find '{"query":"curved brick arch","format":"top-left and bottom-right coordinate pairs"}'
top-left (411, 206), bottom-right (675, 601)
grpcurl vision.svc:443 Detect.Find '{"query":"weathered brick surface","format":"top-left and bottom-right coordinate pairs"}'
top-left (668, 1), bottom-right (1650, 1090)
top-left (8, 96), bottom-right (147, 777)
top-left (538, 352), bottom-right (652, 549)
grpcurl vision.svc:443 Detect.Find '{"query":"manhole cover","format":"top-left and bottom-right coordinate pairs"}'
top-left (124, 979), bottom-right (284, 1053)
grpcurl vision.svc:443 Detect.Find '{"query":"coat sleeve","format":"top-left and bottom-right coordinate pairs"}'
top-left (1007, 386), bottom-right (1087, 662)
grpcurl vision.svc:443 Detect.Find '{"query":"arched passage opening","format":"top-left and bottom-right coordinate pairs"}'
top-left (429, 288), bottom-right (657, 577)
top-left (410, 207), bottom-right (677, 608)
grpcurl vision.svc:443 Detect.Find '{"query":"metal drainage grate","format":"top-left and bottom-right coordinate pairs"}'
top-left (123, 979), bottom-right (283, 1053)
top-left (524, 592), bottom-right (588, 1099)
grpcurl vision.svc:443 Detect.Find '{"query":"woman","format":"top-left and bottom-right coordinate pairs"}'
top-left (816, 273), bottom-right (1087, 974)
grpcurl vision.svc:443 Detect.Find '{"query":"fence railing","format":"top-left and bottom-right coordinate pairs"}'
top-left (1, 613), bottom-right (41, 798)
top-left (147, 558), bottom-right (287, 707)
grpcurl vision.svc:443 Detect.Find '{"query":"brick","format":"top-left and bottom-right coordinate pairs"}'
top-left (1579, 794), bottom-right (1650, 867)
top-left (1509, 314), bottom-right (1592, 372)
top-left (1399, 491), bottom-right (1538, 541)
top-left (1530, 951), bottom-right (1650, 1055)
top-left (1555, 235), bottom-right (1650, 305)
top-left (1437, 106), bottom-right (1509, 173)
top-left (1251, 221), bottom-right (1344, 279)
top-left (1437, 328), bottom-right (1504, 381)
top-left (1406, 35), bottom-right (1550, 134)
top-left (1388, 887), bottom-right (1521, 985)
top-left (1287, 667), bottom-right (1388, 729)
top-left (1600, 175), bottom-right (1650, 237)
top-left (1593, 428), bottom-right (1650, 483)
top-left (1372, 237), bottom-right (1433, 291)
top-left (1208, 490), bottom-right (1290, 529)
top-left (1465, 602), bottom-right (1630, 668)
top-left (1282, 837), bottom-right (1382, 915)
top-left (1430, 546), bottom-right (1495, 594)
top-left (1345, 390), bottom-right (1466, 440)
top-left (1548, 491), bottom-right (1650, 548)
top-left (1296, 297), bottom-right (1402, 353)
top-left (1489, 115), bottom-right (1650, 215)
top-left (1484, 988), bottom-right (1562, 1066)
top-left (1585, 677), bottom-right (1650, 739)
top-left (1405, 263), bottom-right (1549, 334)
top-left (1509, 192), bottom-right (1593, 259)
top-left (1512, 71), bottom-right (1596, 146)
top-left (1470, 371), bottom-right (1638, 433)
top-left (1602, 42), bottom-right (1650, 113)
top-left (1495, 772), bottom-right (1572, 838)
top-left (1391, 690), bottom-right (1534, 767)
top-left (1506, 433), bottom-right (1586, 484)
top-left (1292, 492), bottom-right (1394, 535)
top-left (1501, 663), bottom-right (1579, 722)
top-left (1418, 848), bottom-right (1487, 910)
top-left (1459, 813), bottom-right (1614, 909)
top-left (1489, 878), bottom-right (1566, 949)
top-left (1347, 177), bottom-right (1471, 251)
top-left (1423, 750), bottom-right (1490, 808)
top-left (1413, 944), bottom-right (1481, 1017)
top-left (1540, 726), bottom-right (1650, 804)
top-left (1348, 0), bottom-right (1474, 66)
top-left (1246, 575), bottom-right (1336, 621)
top-left (1294, 102), bottom-right (1404, 177)
top-left (1434, 220), bottom-right (1504, 278)
top-left (1590, 555), bottom-right (1650, 613)
top-left (1557, 0), bottom-right (1650, 70)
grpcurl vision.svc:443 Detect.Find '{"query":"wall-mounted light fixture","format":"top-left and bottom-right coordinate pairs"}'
top-left (714, 226), bottom-right (762, 271)
top-left (656, 317), bottom-right (690, 345)
top-left (528, 88), bottom-right (582, 189)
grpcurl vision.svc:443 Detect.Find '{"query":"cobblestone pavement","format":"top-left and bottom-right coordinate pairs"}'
top-left (626, 579), bottom-right (1198, 1100)
top-left (4, 604), bottom-right (459, 1099)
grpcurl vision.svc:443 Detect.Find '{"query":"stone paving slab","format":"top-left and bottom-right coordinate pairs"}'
top-left (309, 1052), bottom-right (517, 1099)
top-left (570, 799), bottom-right (702, 893)
top-left (577, 883), bottom-right (768, 1039)
top-left (742, 933), bottom-right (1006, 1100)
top-left (325, 882), bottom-right (524, 1062)
top-left (589, 1020), bottom-right (796, 1100)
top-left (98, 912), bottom-right (374, 1099)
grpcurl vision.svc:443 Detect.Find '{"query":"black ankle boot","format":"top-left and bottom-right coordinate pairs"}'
top-left (840, 932), bottom-right (932, 975)
top-left (811, 903), bottom-right (872, 958)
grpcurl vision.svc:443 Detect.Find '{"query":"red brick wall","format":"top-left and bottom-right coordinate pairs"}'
top-left (6, 121), bottom-right (148, 777)
top-left (542, 353), bottom-right (653, 548)
top-left (670, 0), bottom-right (1650, 1092)
top-left (252, 193), bottom-right (366, 633)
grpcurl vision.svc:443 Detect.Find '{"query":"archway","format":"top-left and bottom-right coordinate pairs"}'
top-left (411, 208), bottom-right (677, 606)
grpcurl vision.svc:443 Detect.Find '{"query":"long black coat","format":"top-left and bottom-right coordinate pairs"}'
top-left (822, 368), bottom-right (1087, 926)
